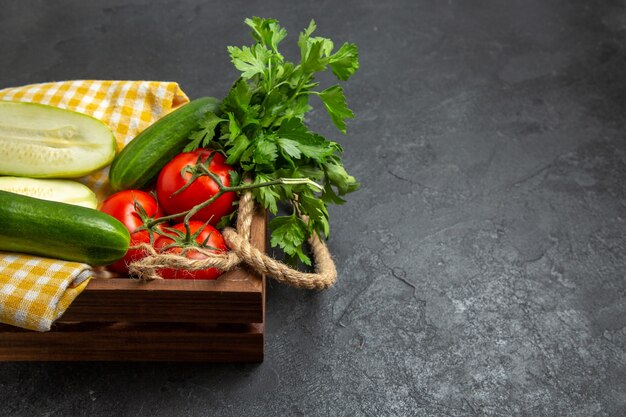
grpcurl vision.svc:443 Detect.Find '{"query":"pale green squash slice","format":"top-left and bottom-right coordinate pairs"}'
top-left (0, 101), bottom-right (116, 178)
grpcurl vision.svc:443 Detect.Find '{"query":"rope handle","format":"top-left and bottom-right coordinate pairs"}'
top-left (129, 191), bottom-right (337, 290)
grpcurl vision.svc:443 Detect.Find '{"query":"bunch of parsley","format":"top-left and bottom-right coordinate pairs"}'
top-left (186, 17), bottom-right (360, 265)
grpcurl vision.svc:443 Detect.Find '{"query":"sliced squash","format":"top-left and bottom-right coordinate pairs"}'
top-left (0, 176), bottom-right (97, 208)
top-left (0, 101), bottom-right (116, 178)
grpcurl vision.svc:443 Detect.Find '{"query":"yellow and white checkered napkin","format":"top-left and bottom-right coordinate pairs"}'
top-left (0, 80), bottom-right (189, 331)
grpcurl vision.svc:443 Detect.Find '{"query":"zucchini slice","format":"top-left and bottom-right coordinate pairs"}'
top-left (0, 176), bottom-right (98, 209)
top-left (0, 100), bottom-right (116, 178)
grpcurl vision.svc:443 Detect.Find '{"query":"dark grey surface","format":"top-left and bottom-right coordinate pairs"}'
top-left (1, 1), bottom-right (625, 416)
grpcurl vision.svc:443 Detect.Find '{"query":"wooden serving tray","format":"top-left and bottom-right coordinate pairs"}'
top-left (0, 207), bottom-right (266, 362)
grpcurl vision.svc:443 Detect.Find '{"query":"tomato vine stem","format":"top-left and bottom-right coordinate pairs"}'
top-left (144, 176), bottom-right (321, 231)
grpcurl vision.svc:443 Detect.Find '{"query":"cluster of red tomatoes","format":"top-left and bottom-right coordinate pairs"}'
top-left (100, 148), bottom-right (237, 280)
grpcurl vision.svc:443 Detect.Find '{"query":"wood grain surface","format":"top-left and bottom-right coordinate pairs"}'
top-left (0, 322), bottom-right (264, 362)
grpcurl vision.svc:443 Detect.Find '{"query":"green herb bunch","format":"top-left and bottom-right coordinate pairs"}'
top-left (185, 17), bottom-right (360, 265)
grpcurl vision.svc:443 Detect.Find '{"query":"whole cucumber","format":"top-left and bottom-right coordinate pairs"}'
top-left (109, 97), bottom-right (220, 191)
top-left (0, 190), bottom-right (130, 266)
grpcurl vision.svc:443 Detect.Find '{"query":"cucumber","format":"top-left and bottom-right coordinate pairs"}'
top-left (0, 176), bottom-right (98, 209)
top-left (0, 100), bottom-right (116, 178)
top-left (0, 190), bottom-right (130, 266)
top-left (109, 97), bottom-right (220, 191)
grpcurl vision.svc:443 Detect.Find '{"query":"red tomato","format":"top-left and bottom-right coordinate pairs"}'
top-left (153, 221), bottom-right (228, 280)
top-left (99, 190), bottom-right (164, 275)
top-left (156, 149), bottom-right (237, 226)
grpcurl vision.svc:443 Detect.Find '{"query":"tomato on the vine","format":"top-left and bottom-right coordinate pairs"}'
top-left (156, 149), bottom-right (237, 226)
top-left (153, 221), bottom-right (228, 280)
top-left (99, 189), bottom-right (164, 275)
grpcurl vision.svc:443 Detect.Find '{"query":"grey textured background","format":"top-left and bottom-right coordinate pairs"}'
top-left (1, 1), bottom-right (626, 416)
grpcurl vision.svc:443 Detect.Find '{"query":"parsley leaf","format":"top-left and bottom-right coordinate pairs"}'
top-left (253, 136), bottom-right (278, 167)
top-left (324, 157), bottom-right (360, 195)
top-left (245, 17), bottom-right (287, 56)
top-left (225, 134), bottom-right (251, 165)
top-left (277, 138), bottom-right (302, 160)
top-left (298, 193), bottom-right (330, 238)
top-left (184, 112), bottom-right (225, 152)
top-left (269, 214), bottom-right (311, 266)
top-left (227, 44), bottom-right (272, 79)
top-left (318, 85), bottom-right (354, 134)
top-left (329, 43), bottom-right (360, 81)
top-left (253, 173), bottom-right (280, 213)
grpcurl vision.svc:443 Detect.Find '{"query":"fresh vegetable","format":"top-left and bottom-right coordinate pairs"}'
top-left (156, 149), bottom-right (237, 226)
top-left (0, 100), bottom-right (116, 178)
top-left (0, 190), bottom-right (130, 265)
top-left (0, 176), bottom-right (98, 209)
top-left (153, 221), bottom-right (228, 280)
top-left (99, 190), bottom-right (164, 274)
top-left (108, 97), bottom-right (220, 191)
top-left (186, 17), bottom-right (360, 265)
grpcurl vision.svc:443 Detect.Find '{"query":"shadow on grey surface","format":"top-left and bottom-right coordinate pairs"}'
top-left (0, 361), bottom-right (271, 416)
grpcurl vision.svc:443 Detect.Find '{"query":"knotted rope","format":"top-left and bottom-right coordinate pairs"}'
top-left (128, 191), bottom-right (337, 290)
